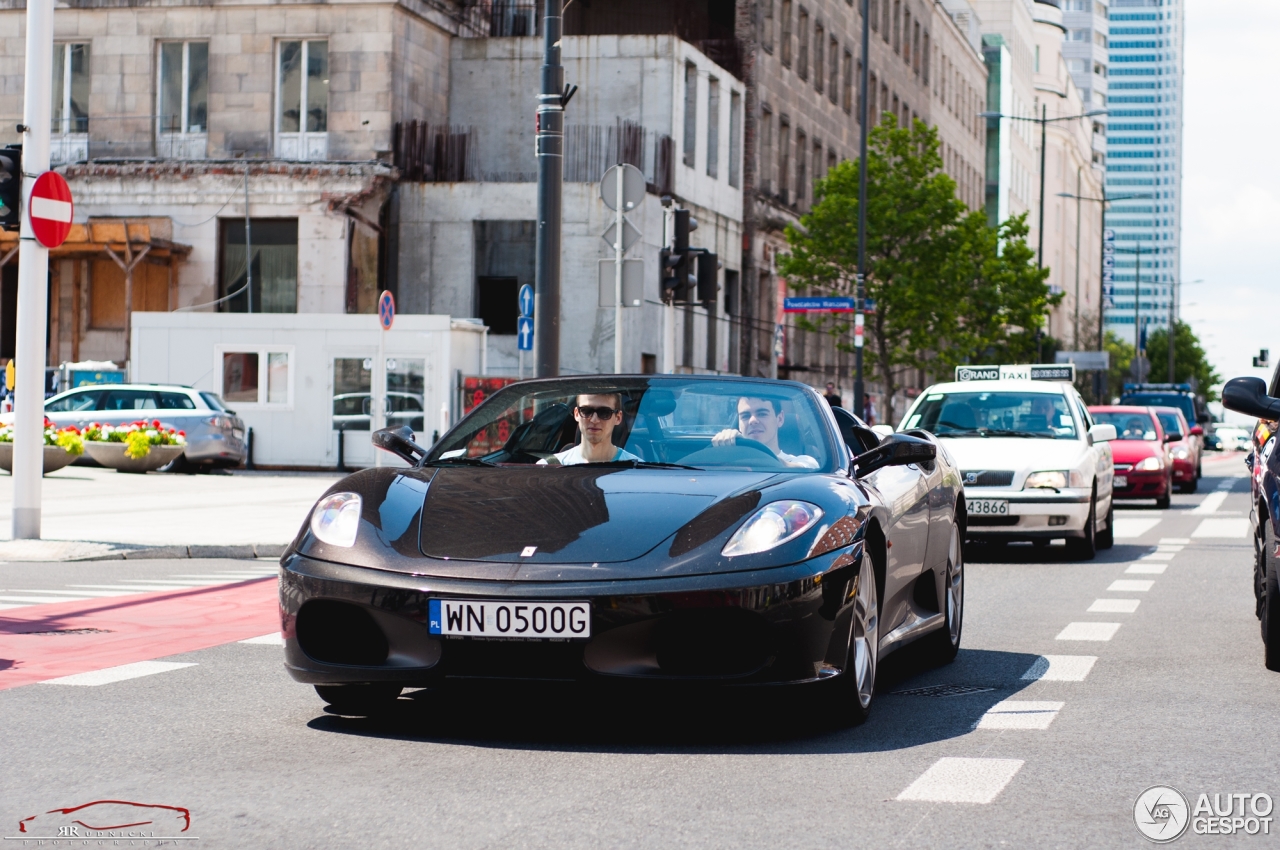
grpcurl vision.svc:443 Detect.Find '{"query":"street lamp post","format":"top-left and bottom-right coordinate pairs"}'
top-left (854, 0), bottom-right (871, 421)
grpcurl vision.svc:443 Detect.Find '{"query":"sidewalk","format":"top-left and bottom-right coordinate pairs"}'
top-left (0, 466), bottom-right (341, 560)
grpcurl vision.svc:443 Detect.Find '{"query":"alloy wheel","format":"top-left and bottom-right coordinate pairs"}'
top-left (850, 556), bottom-right (880, 709)
top-left (946, 524), bottom-right (964, 645)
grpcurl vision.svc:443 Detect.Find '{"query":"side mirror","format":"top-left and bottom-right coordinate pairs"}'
top-left (1189, 425), bottom-right (1204, 437)
top-left (1087, 423), bottom-right (1117, 443)
top-left (1223, 377), bottom-right (1280, 421)
top-left (871, 424), bottom-right (896, 439)
top-left (854, 432), bottom-right (937, 477)
top-left (373, 425), bottom-right (427, 465)
top-left (1164, 432), bottom-right (1182, 443)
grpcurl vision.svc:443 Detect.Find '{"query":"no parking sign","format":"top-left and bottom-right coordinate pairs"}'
top-left (378, 290), bottom-right (395, 330)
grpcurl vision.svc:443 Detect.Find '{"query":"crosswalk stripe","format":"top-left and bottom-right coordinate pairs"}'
top-left (0, 589), bottom-right (135, 598)
top-left (1192, 518), bottom-right (1251, 539)
top-left (69, 584), bottom-right (199, 592)
top-left (1159, 537), bottom-right (1191, 545)
top-left (1020, 655), bottom-right (1097, 682)
top-left (896, 758), bottom-right (1025, 804)
top-left (1088, 598), bottom-right (1140, 613)
top-left (1108, 580), bottom-right (1154, 592)
top-left (118, 579), bottom-right (230, 586)
top-left (40, 661), bottom-right (197, 687)
top-left (0, 594), bottom-right (91, 604)
top-left (1056, 622), bottom-right (1121, 641)
top-left (1139, 552), bottom-right (1176, 561)
top-left (1113, 517), bottom-right (1162, 539)
top-left (239, 633), bottom-right (285, 645)
top-left (1192, 491), bottom-right (1229, 515)
top-left (1126, 563), bottom-right (1168, 574)
top-left (977, 700), bottom-right (1064, 730)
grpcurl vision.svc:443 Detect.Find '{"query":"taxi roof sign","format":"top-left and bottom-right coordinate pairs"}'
top-left (954, 364), bottom-right (1075, 382)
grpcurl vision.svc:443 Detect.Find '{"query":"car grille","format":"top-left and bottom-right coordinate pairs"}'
top-left (1114, 463), bottom-right (1134, 473)
top-left (961, 470), bottom-right (1015, 487)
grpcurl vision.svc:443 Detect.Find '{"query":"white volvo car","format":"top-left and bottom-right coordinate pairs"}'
top-left (896, 365), bottom-right (1118, 559)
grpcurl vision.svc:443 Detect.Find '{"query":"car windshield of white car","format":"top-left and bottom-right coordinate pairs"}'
top-left (1090, 411), bottom-right (1157, 441)
top-left (905, 391), bottom-right (1078, 439)
top-left (425, 378), bottom-right (837, 473)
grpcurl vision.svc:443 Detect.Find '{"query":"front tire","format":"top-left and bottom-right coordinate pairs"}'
top-left (922, 521), bottom-right (964, 665)
top-left (1265, 565), bottom-right (1280, 672)
top-left (315, 683), bottom-right (403, 715)
top-left (1066, 495), bottom-right (1097, 561)
top-left (832, 551), bottom-right (880, 725)
top-left (1097, 501), bottom-right (1114, 550)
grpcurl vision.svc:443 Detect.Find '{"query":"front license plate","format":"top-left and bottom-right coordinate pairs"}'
top-left (1114, 475), bottom-right (1128, 488)
top-left (969, 499), bottom-right (1009, 516)
top-left (428, 599), bottom-right (591, 639)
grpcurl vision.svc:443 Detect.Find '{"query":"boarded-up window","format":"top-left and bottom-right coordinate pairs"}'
top-left (89, 260), bottom-right (168, 329)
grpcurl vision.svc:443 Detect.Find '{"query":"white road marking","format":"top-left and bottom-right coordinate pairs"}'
top-left (1113, 517), bottom-right (1162, 538)
top-left (0, 588), bottom-right (137, 598)
top-left (69, 584), bottom-right (198, 592)
top-left (896, 758), bottom-right (1025, 804)
top-left (977, 700), bottom-right (1065, 730)
top-left (40, 661), bottom-right (197, 687)
top-left (1216, 480), bottom-right (1236, 490)
top-left (1159, 537), bottom-right (1191, 545)
top-left (1191, 492), bottom-right (1229, 515)
top-left (1109, 579), bottom-right (1154, 592)
top-left (239, 633), bottom-right (285, 645)
top-left (118, 579), bottom-right (229, 587)
top-left (1021, 655), bottom-right (1097, 682)
top-left (1126, 563), bottom-right (1168, 574)
top-left (1192, 518), bottom-right (1251, 538)
top-left (0, 594), bottom-right (90, 604)
top-left (1139, 552), bottom-right (1176, 561)
top-left (169, 574), bottom-right (276, 580)
top-left (1088, 598), bottom-right (1141, 613)
top-left (1056, 622), bottom-right (1121, 641)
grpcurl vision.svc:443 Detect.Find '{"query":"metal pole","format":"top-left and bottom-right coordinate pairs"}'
top-left (374, 327), bottom-right (385, 468)
top-left (1095, 185), bottom-right (1106, 403)
top-left (1134, 236), bottom-right (1142, 379)
top-left (1168, 277), bottom-right (1175, 383)
top-left (244, 166), bottom-right (252, 313)
top-left (1037, 103), bottom-right (1046, 269)
top-left (11, 0), bottom-right (54, 539)
top-left (533, 0), bottom-right (564, 377)
top-left (613, 164), bottom-right (624, 373)
top-left (1072, 168), bottom-right (1081, 348)
top-left (663, 205), bottom-right (675, 373)
top-left (854, 0), bottom-right (870, 421)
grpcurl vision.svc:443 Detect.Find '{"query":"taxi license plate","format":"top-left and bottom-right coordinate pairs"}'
top-left (969, 499), bottom-right (1009, 516)
top-left (1114, 475), bottom-right (1128, 489)
top-left (428, 599), bottom-right (591, 639)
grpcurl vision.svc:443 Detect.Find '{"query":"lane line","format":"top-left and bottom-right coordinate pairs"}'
top-left (1088, 598), bottom-right (1140, 613)
top-left (1138, 552), bottom-right (1175, 561)
top-left (1126, 563), bottom-right (1168, 574)
top-left (239, 633), bottom-right (284, 645)
top-left (1192, 518), bottom-right (1251, 538)
top-left (1192, 491), bottom-right (1229, 515)
top-left (1056, 622), bottom-right (1121, 641)
top-left (1108, 580), bottom-right (1154, 592)
top-left (896, 758), bottom-right (1025, 804)
top-left (1021, 655), bottom-right (1097, 682)
top-left (1114, 517), bottom-right (1162, 538)
top-left (1159, 537), bottom-right (1191, 545)
top-left (40, 661), bottom-right (197, 687)
top-left (976, 700), bottom-right (1064, 730)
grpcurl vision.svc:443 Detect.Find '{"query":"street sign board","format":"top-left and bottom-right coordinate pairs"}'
top-left (378, 290), bottom-right (395, 330)
top-left (783, 296), bottom-right (856, 312)
top-left (28, 171), bottom-right (73, 248)
top-left (518, 283), bottom-right (534, 318)
top-left (599, 163), bottom-right (646, 212)
top-left (601, 218), bottom-right (642, 252)
top-left (955, 364), bottom-right (1076, 382)
top-left (517, 316), bottom-right (534, 351)
top-left (1055, 350), bottom-right (1110, 371)
top-left (598, 259), bottom-right (644, 307)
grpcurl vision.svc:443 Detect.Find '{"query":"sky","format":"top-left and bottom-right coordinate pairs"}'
top-left (1180, 0), bottom-right (1280, 395)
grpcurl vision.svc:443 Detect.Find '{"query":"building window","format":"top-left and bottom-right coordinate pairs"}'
top-left (870, 0), bottom-right (879, 32)
top-left (795, 130), bottom-right (807, 207)
top-left (881, 0), bottom-right (891, 42)
top-left (780, 0), bottom-right (793, 66)
top-left (477, 277), bottom-right (518, 334)
top-left (797, 8), bottom-right (809, 79)
top-left (778, 120), bottom-right (790, 204)
top-left (728, 90), bottom-right (742, 188)
top-left (277, 40), bottom-right (328, 160)
top-left (158, 42), bottom-right (208, 158)
top-left (829, 38), bottom-right (840, 104)
top-left (683, 62), bottom-right (698, 168)
top-left (762, 0), bottom-right (774, 53)
top-left (217, 347), bottom-right (293, 407)
top-left (813, 138), bottom-right (822, 193)
top-left (914, 24), bottom-right (922, 74)
top-left (219, 218), bottom-right (299, 313)
top-left (1034, 45), bottom-right (1040, 73)
top-left (51, 43), bottom-right (90, 165)
top-left (893, 0), bottom-right (901, 53)
top-left (846, 55), bottom-right (855, 115)
top-left (903, 11), bottom-right (912, 65)
top-left (813, 25), bottom-right (824, 93)
top-left (707, 77), bottom-right (720, 179)
top-left (760, 108), bottom-right (773, 194)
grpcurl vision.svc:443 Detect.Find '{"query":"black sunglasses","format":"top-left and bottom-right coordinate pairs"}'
top-left (576, 405), bottom-right (618, 420)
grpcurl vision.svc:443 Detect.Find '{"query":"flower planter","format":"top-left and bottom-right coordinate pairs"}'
top-left (0, 443), bottom-right (78, 475)
top-left (84, 441), bottom-right (186, 474)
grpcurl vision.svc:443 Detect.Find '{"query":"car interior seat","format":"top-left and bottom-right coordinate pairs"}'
top-left (938, 403), bottom-right (977, 430)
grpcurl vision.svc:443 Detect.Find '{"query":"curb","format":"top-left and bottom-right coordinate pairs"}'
top-left (96, 543), bottom-right (287, 562)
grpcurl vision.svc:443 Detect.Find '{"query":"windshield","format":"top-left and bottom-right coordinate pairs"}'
top-left (1091, 411), bottom-right (1158, 441)
top-left (1122, 393), bottom-right (1194, 425)
top-left (1154, 412), bottom-right (1184, 438)
top-left (903, 390), bottom-right (1078, 439)
top-left (427, 377), bottom-right (838, 473)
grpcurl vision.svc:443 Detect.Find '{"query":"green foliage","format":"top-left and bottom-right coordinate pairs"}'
top-left (1144, 321), bottom-right (1221, 400)
top-left (1104, 331), bottom-right (1135, 402)
top-left (778, 114), bottom-right (1055, 423)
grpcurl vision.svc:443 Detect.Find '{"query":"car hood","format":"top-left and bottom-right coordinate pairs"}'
top-left (419, 466), bottom-right (776, 564)
top-left (936, 436), bottom-right (1088, 474)
top-left (1109, 441), bottom-right (1163, 464)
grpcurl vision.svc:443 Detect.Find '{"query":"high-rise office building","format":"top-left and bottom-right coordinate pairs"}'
top-left (1101, 0), bottom-right (1184, 350)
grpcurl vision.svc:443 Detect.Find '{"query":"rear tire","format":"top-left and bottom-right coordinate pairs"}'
top-left (1265, 565), bottom-right (1280, 673)
top-left (1097, 502), bottom-right (1114, 550)
top-left (1066, 495), bottom-right (1097, 561)
top-left (315, 683), bottom-right (403, 715)
top-left (1156, 481), bottom-right (1171, 509)
top-left (1179, 478), bottom-right (1198, 494)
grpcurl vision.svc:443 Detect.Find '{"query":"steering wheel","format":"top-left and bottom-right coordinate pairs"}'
top-left (729, 437), bottom-right (779, 458)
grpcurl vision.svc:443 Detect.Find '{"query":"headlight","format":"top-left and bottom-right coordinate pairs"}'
top-left (1024, 471), bottom-right (1067, 490)
top-left (310, 492), bottom-right (362, 547)
top-left (1172, 447), bottom-right (1189, 459)
top-left (1135, 456), bottom-right (1164, 471)
top-left (723, 500), bottom-right (823, 557)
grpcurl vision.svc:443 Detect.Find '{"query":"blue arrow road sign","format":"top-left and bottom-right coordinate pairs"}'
top-left (517, 316), bottom-right (534, 351)
top-left (518, 284), bottom-right (534, 318)
top-left (378, 290), bottom-right (395, 330)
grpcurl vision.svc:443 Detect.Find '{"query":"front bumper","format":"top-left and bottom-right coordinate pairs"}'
top-left (1113, 469), bottom-right (1168, 499)
top-left (278, 548), bottom-right (865, 688)
top-left (963, 487), bottom-right (1092, 538)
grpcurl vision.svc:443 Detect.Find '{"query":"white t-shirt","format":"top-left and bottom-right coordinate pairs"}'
top-left (777, 451), bottom-right (820, 469)
top-left (537, 444), bottom-right (642, 466)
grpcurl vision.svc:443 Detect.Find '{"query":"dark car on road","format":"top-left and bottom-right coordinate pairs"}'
top-left (1222, 368), bottom-right (1280, 671)
top-left (279, 375), bottom-right (967, 724)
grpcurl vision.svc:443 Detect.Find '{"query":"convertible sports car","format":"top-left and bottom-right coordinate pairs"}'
top-left (279, 376), bottom-right (966, 724)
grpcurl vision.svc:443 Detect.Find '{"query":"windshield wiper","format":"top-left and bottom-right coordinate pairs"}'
top-left (937, 429), bottom-right (987, 438)
top-left (580, 459), bottom-right (702, 470)
top-left (981, 429), bottom-right (1054, 439)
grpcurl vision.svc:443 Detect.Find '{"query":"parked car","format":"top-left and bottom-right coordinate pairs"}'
top-left (43, 384), bottom-right (246, 470)
top-left (1152, 406), bottom-right (1202, 493)
top-left (1221, 369), bottom-right (1280, 671)
top-left (1087, 406), bottom-right (1173, 509)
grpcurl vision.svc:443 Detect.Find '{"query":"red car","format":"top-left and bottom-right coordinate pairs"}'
top-left (1152, 406), bottom-right (1202, 494)
top-left (1087, 406), bottom-right (1173, 508)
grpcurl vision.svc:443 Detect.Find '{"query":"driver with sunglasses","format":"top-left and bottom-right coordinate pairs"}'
top-left (537, 393), bottom-right (642, 466)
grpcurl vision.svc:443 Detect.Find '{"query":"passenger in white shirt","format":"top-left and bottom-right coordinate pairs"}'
top-left (538, 393), bottom-right (642, 466)
top-left (711, 396), bottom-right (820, 469)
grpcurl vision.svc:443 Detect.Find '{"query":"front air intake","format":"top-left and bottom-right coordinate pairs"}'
top-left (296, 600), bottom-right (390, 666)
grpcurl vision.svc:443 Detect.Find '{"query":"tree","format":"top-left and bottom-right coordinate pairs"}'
top-left (1144, 321), bottom-right (1222, 400)
top-left (1103, 331), bottom-right (1135, 403)
top-left (778, 115), bottom-right (1054, 424)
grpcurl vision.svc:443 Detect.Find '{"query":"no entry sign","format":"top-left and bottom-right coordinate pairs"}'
top-left (29, 171), bottom-right (73, 248)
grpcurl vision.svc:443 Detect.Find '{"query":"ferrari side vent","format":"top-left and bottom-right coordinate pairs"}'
top-left (296, 600), bottom-right (390, 666)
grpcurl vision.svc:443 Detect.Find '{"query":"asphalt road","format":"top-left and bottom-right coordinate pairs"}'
top-left (0, 452), bottom-right (1274, 849)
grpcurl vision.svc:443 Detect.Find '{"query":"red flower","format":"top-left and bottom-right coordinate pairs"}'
top-left (152, 419), bottom-right (161, 429)
top-left (177, 430), bottom-right (186, 437)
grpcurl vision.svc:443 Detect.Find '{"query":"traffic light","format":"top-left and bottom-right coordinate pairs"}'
top-left (696, 251), bottom-right (719, 304)
top-left (0, 145), bottom-right (20, 232)
top-left (669, 209), bottom-right (698, 303)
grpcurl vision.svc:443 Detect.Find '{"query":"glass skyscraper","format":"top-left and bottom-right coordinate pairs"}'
top-left (1101, 0), bottom-right (1184, 349)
